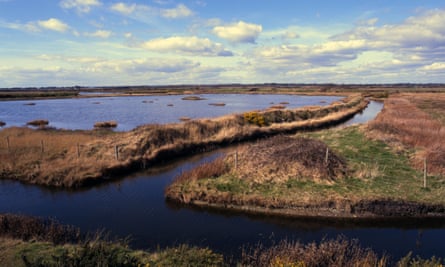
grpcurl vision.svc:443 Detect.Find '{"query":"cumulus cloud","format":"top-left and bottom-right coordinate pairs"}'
top-left (37, 18), bottom-right (69, 32)
top-left (161, 4), bottom-right (193, 18)
top-left (60, 0), bottom-right (101, 13)
top-left (252, 8), bottom-right (445, 79)
top-left (213, 21), bottom-right (262, 43)
top-left (110, 2), bottom-right (138, 15)
top-left (141, 36), bottom-right (233, 56)
top-left (110, 2), bottom-right (193, 20)
top-left (84, 30), bottom-right (112, 38)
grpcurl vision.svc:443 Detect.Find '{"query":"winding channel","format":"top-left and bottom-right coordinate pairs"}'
top-left (1, 98), bottom-right (444, 260)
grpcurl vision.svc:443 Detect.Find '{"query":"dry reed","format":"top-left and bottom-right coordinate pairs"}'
top-left (368, 94), bottom-right (445, 175)
top-left (240, 236), bottom-right (387, 267)
top-left (0, 94), bottom-right (367, 187)
top-left (234, 135), bottom-right (348, 183)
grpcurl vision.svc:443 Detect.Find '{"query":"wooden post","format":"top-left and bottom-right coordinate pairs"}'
top-left (115, 145), bottom-right (119, 160)
top-left (40, 140), bottom-right (44, 153)
top-left (235, 150), bottom-right (238, 171)
top-left (424, 157), bottom-right (427, 188)
top-left (325, 147), bottom-right (329, 165)
top-left (6, 136), bottom-right (10, 152)
top-left (77, 143), bottom-right (80, 158)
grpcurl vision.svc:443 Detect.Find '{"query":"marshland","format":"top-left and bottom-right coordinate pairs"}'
top-left (1, 85), bottom-right (445, 266)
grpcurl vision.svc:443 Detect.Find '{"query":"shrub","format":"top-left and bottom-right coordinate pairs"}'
top-left (243, 111), bottom-right (267, 127)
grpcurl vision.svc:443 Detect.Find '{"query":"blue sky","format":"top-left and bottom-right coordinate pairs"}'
top-left (0, 0), bottom-right (444, 87)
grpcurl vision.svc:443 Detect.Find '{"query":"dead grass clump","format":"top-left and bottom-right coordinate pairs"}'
top-left (179, 117), bottom-right (191, 122)
top-left (235, 135), bottom-right (347, 183)
top-left (368, 95), bottom-right (445, 175)
top-left (26, 119), bottom-right (49, 127)
top-left (172, 157), bottom-right (229, 184)
top-left (268, 104), bottom-right (286, 110)
top-left (0, 213), bottom-right (82, 245)
top-left (182, 96), bottom-right (206, 101)
top-left (94, 121), bottom-right (118, 129)
top-left (240, 236), bottom-right (387, 267)
top-left (208, 102), bottom-right (226, 106)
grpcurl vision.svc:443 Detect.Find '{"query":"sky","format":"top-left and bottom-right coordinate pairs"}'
top-left (0, 0), bottom-right (444, 87)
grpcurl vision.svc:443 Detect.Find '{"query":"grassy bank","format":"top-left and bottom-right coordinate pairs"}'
top-left (0, 94), bottom-right (367, 188)
top-left (1, 214), bottom-right (443, 267)
top-left (165, 124), bottom-right (445, 218)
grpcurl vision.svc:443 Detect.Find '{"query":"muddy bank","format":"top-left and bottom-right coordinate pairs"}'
top-left (165, 197), bottom-right (445, 219)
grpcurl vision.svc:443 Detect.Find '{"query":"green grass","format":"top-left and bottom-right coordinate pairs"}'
top-left (0, 239), bottom-right (225, 267)
top-left (170, 126), bottom-right (445, 207)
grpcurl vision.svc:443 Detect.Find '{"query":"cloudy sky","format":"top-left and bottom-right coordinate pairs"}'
top-left (1, 0), bottom-right (444, 87)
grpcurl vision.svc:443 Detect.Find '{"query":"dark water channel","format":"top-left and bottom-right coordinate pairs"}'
top-left (1, 97), bottom-right (444, 260)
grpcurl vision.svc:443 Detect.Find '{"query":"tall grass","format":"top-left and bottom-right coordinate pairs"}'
top-left (240, 236), bottom-right (388, 267)
top-left (368, 95), bottom-right (445, 175)
top-left (0, 214), bottom-right (82, 244)
top-left (0, 95), bottom-right (367, 187)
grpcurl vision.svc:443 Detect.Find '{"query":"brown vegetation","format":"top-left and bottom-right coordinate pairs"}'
top-left (240, 236), bottom-right (387, 267)
top-left (0, 95), bottom-right (367, 187)
top-left (26, 119), bottom-right (49, 127)
top-left (368, 93), bottom-right (445, 175)
top-left (233, 135), bottom-right (347, 183)
top-left (181, 96), bottom-right (206, 101)
top-left (0, 214), bottom-right (82, 244)
top-left (94, 120), bottom-right (118, 128)
top-left (208, 102), bottom-right (226, 106)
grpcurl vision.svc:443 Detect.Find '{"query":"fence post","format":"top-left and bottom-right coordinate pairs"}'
top-left (325, 147), bottom-right (329, 165)
top-left (115, 145), bottom-right (119, 160)
top-left (77, 143), bottom-right (80, 158)
top-left (41, 140), bottom-right (44, 153)
top-left (423, 157), bottom-right (427, 188)
top-left (235, 150), bottom-right (238, 171)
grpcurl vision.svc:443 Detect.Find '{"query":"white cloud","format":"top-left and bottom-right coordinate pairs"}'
top-left (60, 0), bottom-right (101, 13)
top-left (111, 2), bottom-right (193, 21)
top-left (213, 21), bottom-right (262, 43)
top-left (110, 2), bottom-right (137, 15)
top-left (422, 62), bottom-right (445, 71)
top-left (161, 4), bottom-right (193, 18)
top-left (84, 30), bottom-right (112, 38)
top-left (141, 36), bottom-right (233, 56)
top-left (37, 18), bottom-right (69, 32)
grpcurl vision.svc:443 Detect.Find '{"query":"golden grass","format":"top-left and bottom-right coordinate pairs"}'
top-left (232, 135), bottom-right (347, 184)
top-left (0, 94), bottom-right (367, 187)
top-left (368, 93), bottom-right (445, 175)
top-left (94, 120), bottom-right (118, 128)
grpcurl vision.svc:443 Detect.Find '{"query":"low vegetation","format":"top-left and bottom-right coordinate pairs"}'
top-left (181, 95), bottom-right (206, 100)
top-left (0, 94), bottom-right (367, 187)
top-left (165, 125), bottom-right (445, 218)
top-left (94, 120), bottom-right (118, 129)
top-left (26, 119), bottom-right (49, 127)
top-left (368, 93), bottom-right (445, 175)
top-left (1, 214), bottom-right (443, 266)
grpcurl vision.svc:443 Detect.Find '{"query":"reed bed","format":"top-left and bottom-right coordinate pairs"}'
top-left (240, 236), bottom-right (387, 267)
top-left (0, 214), bottom-right (82, 244)
top-left (368, 94), bottom-right (445, 175)
top-left (0, 95), bottom-right (367, 187)
top-left (234, 135), bottom-right (348, 184)
top-left (94, 120), bottom-right (118, 128)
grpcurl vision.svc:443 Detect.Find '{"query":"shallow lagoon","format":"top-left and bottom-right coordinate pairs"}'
top-left (0, 94), bottom-right (341, 131)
